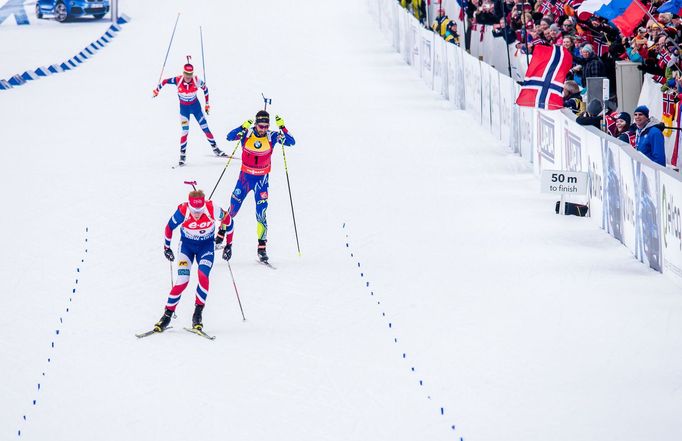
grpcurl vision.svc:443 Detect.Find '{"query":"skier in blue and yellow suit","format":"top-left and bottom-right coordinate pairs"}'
top-left (216, 110), bottom-right (295, 263)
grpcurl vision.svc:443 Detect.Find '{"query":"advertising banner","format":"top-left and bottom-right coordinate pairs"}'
top-left (563, 118), bottom-right (584, 172)
top-left (602, 140), bottom-right (623, 243)
top-left (619, 146), bottom-right (637, 252)
top-left (421, 28), bottom-right (434, 89)
top-left (399, 10), bottom-right (410, 64)
top-left (519, 103), bottom-right (534, 163)
top-left (408, 16), bottom-right (421, 73)
top-left (481, 61), bottom-right (492, 131)
top-left (585, 136), bottom-right (605, 228)
top-left (536, 110), bottom-right (559, 172)
top-left (635, 161), bottom-right (662, 272)
top-left (433, 36), bottom-right (446, 97)
top-left (463, 52), bottom-right (481, 125)
top-left (453, 45), bottom-right (466, 109)
top-left (446, 42), bottom-right (457, 107)
top-left (660, 171), bottom-right (682, 283)
top-left (500, 74), bottom-right (514, 150)
top-left (489, 66), bottom-right (501, 142)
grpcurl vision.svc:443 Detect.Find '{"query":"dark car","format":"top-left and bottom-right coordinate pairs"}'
top-left (36, 0), bottom-right (110, 22)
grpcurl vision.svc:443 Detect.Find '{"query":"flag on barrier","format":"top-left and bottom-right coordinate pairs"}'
top-left (21, 71), bottom-right (38, 81)
top-left (0, 80), bottom-right (12, 90)
top-left (35, 67), bottom-right (51, 76)
top-left (515, 45), bottom-right (572, 110)
top-left (8, 75), bottom-right (26, 86)
top-left (48, 64), bottom-right (63, 74)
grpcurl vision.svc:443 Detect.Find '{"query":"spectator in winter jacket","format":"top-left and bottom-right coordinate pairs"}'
top-left (633, 105), bottom-right (666, 166)
top-left (492, 18), bottom-right (517, 44)
top-left (579, 44), bottom-right (607, 80)
top-left (431, 9), bottom-right (450, 36)
top-left (626, 38), bottom-right (645, 63)
top-left (563, 80), bottom-right (584, 115)
top-left (613, 112), bottom-right (636, 146)
top-left (561, 17), bottom-right (576, 38)
top-left (577, 99), bottom-right (603, 129)
top-left (445, 21), bottom-right (460, 45)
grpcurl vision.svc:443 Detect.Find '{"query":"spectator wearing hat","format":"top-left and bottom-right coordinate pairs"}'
top-left (576, 98), bottom-right (603, 129)
top-left (572, 44), bottom-right (606, 86)
top-left (445, 21), bottom-right (460, 46)
top-left (563, 80), bottom-right (584, 115)
top-left (613, 112), bottom-right (636, 146)
top-left (633, 105), bottom-right (666, 166)
top-left (548, 23), bottom-right (563, 45)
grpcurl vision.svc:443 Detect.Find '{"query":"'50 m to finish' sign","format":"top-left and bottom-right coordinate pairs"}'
top-left (540, 170), bottom-right (588, 195)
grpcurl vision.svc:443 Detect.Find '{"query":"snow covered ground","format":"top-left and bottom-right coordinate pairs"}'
top-left (1, 0), bottom-right (681, 440)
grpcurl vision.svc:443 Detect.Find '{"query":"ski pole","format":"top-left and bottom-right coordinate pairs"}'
top-left (208, 140), bottom-right (241, 199)
top-left (262, 93), bottom-right (272, 111)
top-left (157, 13), bottom-right (181, 84)
top-left (183, 180), bottom-right (197, 191)
top-left (200, 26), bottom-right (207, 83)
top-left (281, 142), bottom-right (302, 256)
top-left (169, 261), bottom-right (174, 287)
top-left (169, 261), bottom-right (177, 319)
top-left (227, 261), bottom-right (246, 321)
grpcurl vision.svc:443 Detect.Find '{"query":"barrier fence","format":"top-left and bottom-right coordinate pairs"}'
top-left (370, 0), bottom-right (682, 287)
top-left (0, 14), bottom-right (130, 91)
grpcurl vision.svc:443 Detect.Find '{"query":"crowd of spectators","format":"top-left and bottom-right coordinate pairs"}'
top-left (398, 0), bottom-right (675, 166)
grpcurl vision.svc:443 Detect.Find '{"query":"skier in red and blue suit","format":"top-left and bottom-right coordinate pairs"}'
top-left (153, 189), bottom-right (233, 333)
top-left (215, 110), bottom-right (295, 263)
top-left (153, 58), bottom-right (227, 166)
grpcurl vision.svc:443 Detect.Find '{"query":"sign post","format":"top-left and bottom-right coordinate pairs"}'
top-left (540, 170), bottom-right (588, 215)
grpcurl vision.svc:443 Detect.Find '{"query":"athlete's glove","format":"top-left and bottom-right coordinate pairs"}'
top-left (215, 230), bottom-right (225, 245)
top-left (222, 244), bottom-right (232, 261)
top-left (152, 88), bottom-right (159, 98)
top-left (163, 246), bottom-right (175, 261)
top-left (241, 119), bottom-right (253, 130)
top-left (275, 114), bottom-right (286, 129)
top-left (204, 104), bottom-right (210, 114)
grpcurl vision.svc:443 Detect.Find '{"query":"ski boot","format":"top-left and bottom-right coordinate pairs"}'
top-left (154, 308), bottom-right (173, 332)
top-left (178, 153), bottom-right (186, 167)
top-left (257, 239), bottom-right (269, 263)
top-left (192, 304), bottom-right (204, 330)
top-left (210, 141), bottom-right (227, 157)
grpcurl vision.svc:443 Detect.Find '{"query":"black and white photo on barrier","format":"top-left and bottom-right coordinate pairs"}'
top-left (602, 140), bottom-right (623, 243)
top-left (635, 162), bottom-right (661, 271)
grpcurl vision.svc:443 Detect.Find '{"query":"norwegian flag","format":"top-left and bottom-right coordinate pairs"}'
top-left (592, 34), bottom-right (610, 56)
top-left (605, 112), bottom-right (618, 136)
top-left (673, 100), bottom-right (682, 167)
top-left (663, 91), bottom-right (676, 116)
top-left (539, 0), bottom-right (555, 15)
top-left (658, 49), bottom-right (674, 69)
top-left (516, 45), bottom-right (573, 110)
top-left (651, 75), bottom-right (667, 85)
